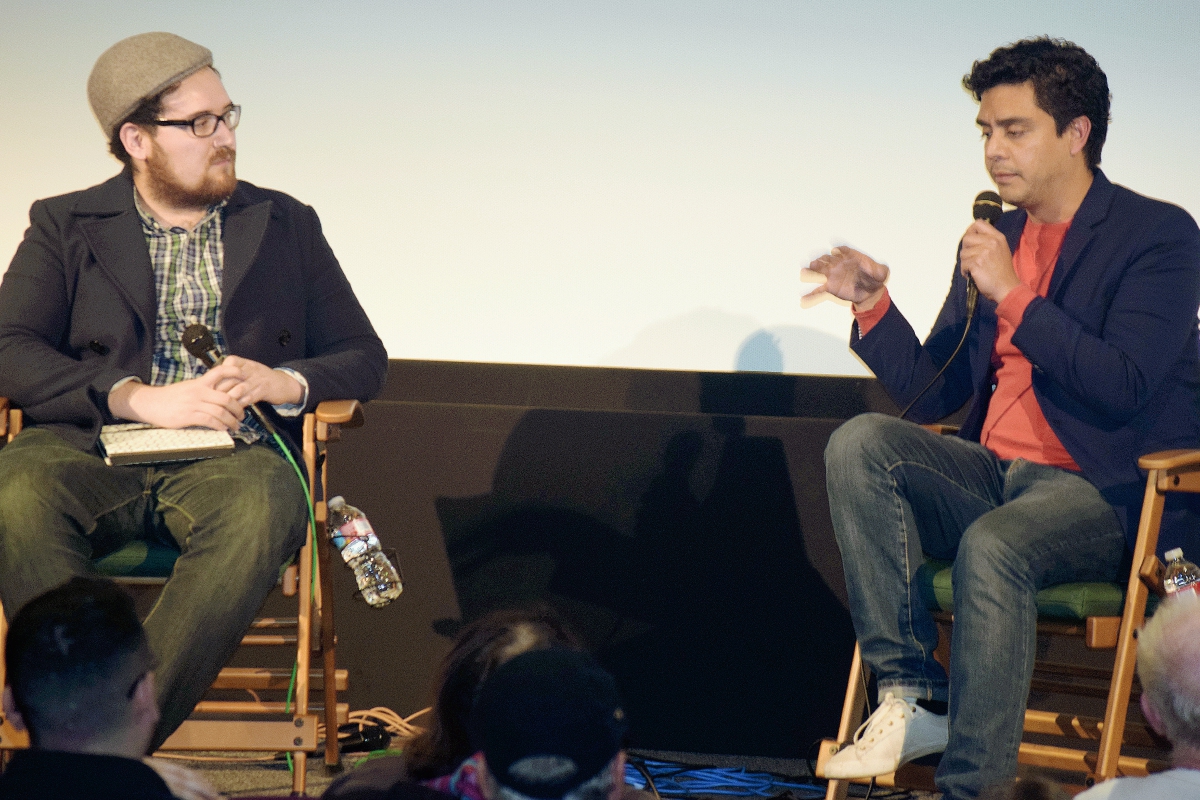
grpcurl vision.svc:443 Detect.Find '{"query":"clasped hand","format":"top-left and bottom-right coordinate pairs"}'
top-left (108, 356), bottom-right (303, 431)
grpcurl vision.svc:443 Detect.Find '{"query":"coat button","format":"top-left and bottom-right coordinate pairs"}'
top-left (278, 329), bottom-right (291, 346)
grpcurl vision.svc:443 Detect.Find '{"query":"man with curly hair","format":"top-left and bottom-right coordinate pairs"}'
top-left (806, 37), bottom-right (1200, 799)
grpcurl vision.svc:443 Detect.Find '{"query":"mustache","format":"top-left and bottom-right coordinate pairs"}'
top-left (210, 147), bottom-right (236, 165)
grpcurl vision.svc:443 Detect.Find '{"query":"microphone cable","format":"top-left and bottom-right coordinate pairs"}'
top-left (898, 191), bottom-right (1001, 420)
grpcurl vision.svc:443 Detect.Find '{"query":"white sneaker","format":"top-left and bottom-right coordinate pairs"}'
top-left (823, 692), bottom-right (949, 779)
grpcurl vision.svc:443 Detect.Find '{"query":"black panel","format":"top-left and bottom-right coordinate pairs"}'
top-left (294, 361), bottom-right (943, 758)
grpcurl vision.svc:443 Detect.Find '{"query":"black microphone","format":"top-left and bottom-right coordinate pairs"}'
top-left (182, 323), bottom-right (224, 368)
top-left (181, 323), bottom-right (279, 437)
top-left (973, 190), bottom-right (1003, 225)
top-left (966, 191), bottom-right (1004, 316)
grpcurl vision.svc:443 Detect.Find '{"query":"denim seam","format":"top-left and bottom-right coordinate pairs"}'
top-left (884, 457), bottom-right (998, 700)
top-left (886, 460), bottom-right (938, 699)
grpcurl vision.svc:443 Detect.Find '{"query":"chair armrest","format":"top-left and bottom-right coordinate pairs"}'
top-left (1137, 449), bottom-right (1200, 471)
top-left (314, 400), bottom-right (363, 428)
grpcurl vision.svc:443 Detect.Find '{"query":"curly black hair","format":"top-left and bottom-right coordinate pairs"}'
top-left (963, 37), bottom-right (1110, 170)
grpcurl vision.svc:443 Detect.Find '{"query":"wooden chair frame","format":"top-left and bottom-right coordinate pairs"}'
top-left (816, 448), bottom-right (1199, 798)
top-left (0, 398), bottom-right (363, 794)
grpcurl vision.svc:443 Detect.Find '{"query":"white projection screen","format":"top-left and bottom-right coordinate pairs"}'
top-left (3, 1), bottom-right (1198, 376)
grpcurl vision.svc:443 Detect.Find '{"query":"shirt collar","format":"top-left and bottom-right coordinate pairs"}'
top-left (133, 188), bottom-right (227, 234)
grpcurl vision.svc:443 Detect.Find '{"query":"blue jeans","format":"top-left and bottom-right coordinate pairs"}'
top-left (825, 413), bottom-right (1125, 800)
top-left (0, 428), bottom-right (307, 750)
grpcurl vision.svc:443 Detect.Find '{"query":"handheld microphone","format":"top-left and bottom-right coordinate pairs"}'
top-left (967, 190), bottom-right (1004, 316)
top-left (182, 323), bottom-right (224, 368)
top-left (181, 323), bottom-right (279, 436)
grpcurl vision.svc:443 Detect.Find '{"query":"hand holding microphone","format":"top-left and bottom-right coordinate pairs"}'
top-left (182, 324), bottom-right (287, 436)
top-left (961, 190), bottom-right (1019, 309)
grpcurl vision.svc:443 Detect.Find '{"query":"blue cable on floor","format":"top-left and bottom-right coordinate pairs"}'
top-left (624, 758), bottom-right (825, 798)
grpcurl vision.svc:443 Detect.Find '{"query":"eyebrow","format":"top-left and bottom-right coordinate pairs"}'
top-left (977, 116), bottom-right (1034, 128)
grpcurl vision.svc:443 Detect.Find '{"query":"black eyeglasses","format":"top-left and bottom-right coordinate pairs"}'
top-left (153, 105), bottom-right (241, 137)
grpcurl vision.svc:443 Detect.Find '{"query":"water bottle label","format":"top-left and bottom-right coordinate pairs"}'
top-left (339, 518), bottom-right (374, 540)
top-left (340, 537), bottom-right (369, 563)
top-left (1172, 576), bottom-right (1200, 595)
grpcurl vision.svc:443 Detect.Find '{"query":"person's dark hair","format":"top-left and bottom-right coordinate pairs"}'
top-left (4, 576), bottom-right (152, 746)
top-left (963, 37), bottom-right (1110, 170)
top-left (404, 607), bottom-right (583, 780)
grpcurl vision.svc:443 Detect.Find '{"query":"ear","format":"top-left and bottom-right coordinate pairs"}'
top-left (477, 753), bottom-right (498, 800)
top-left (131, 671), bottom-right (161, 731)
top-left (1141, 692), bottom-right (1166, 737)
top-left (2, 685), bottom-right (27, 732)
top-left (1066, 114), bottom-right (1092, 158)
top-left (119, 122), bottom-right (155, 166)
top-left (609, 752), bottom-right (627, 800)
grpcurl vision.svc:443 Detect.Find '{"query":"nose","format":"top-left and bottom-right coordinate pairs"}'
top-left (983, 133), bottom-right (1004, 163)
top-left (212, 117), bottom-right (236, 148)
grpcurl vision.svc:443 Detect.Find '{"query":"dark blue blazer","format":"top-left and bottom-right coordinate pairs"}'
top-left (853, 170), bottom-right (1200, 555)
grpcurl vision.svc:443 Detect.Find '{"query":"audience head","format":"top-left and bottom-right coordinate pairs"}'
top-left (1137, 593), bottom-right (1200, 762)
top-left (405, 607), bottom-right (583, 778)
top-left (2, 576), bottom-right (158, 755)
top-left (471, 648), bottom-right (628, 800)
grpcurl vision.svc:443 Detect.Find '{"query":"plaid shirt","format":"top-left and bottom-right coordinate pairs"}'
top-left (134, 191), bottom-right (269, 441)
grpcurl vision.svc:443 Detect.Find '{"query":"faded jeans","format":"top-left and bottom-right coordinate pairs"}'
top-left (0, 428), bottom-right (307, 750)
top-left (824, 413), bottom-right (1125, 800)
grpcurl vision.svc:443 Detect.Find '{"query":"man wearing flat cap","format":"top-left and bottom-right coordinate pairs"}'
top-left (0, 31), bottom-right (387, 748)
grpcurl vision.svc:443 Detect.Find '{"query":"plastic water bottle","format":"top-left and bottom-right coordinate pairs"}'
top-left (1163, 548), bottom-right (1200, 597)
top-left (326, 496), bottom-right (402, 607)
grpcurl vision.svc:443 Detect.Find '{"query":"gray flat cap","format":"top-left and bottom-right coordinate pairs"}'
top-left (88, 32), bottom-right (213, 136)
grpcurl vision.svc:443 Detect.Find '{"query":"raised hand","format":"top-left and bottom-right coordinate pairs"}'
top-left (803, 246), bottom-right (890, 309)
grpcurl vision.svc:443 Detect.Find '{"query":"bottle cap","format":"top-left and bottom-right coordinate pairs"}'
top-left (1166, 548), bottom-right (1184, 562)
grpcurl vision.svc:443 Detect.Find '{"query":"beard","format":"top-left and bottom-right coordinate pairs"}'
top-left (144, 143), bottom-right (238, 210)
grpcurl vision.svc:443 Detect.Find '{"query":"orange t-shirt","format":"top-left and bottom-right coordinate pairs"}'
top-left (980, 218), bottom-right (1079, 470)
top-left (853, 219), bottom-right (1079, 470)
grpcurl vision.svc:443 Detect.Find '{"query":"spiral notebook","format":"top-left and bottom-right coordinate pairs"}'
top-left (98, 423), bottom-right (235, 466)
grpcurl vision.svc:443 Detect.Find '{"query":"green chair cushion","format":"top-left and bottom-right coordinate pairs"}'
top-left (93, 540), bottom-right (180, 578)
top-left (916, 559), bottom-right (1127, 621)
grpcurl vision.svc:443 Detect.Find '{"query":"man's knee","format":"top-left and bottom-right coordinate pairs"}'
top-left (826, 412), bottom-right (909, 470)
top-left (953, 525), bottom-right (1033, 593)
top-left (227, 455), bottom-right (308, 555)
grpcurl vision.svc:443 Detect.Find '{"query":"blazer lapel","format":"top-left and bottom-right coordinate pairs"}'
top-left (1049, 170), bottom-right (1115, 299)
top-left (221, 187), bottom-right (272, 306)
top-left (74, 174), bottom-right (156, 333)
